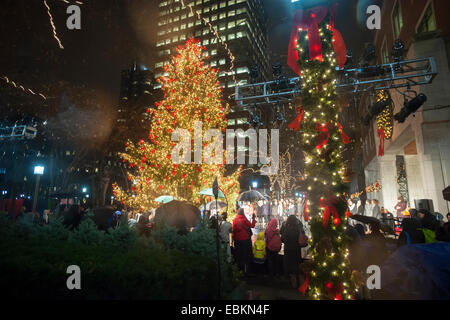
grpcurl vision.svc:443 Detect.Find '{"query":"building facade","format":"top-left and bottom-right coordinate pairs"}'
top-left (346, 0), bottom-right (450, 214)
top-left (155, 0), bottom-right (271, 120)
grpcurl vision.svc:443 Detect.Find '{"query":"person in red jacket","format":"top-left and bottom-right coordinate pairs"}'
top-left (232, 207), bottom-right (256, 274)
top-left (265, 218), bottom-right (282, 276)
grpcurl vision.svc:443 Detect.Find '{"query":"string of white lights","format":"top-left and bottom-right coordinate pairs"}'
top-left (43, 0), bottom-right (65, 49)
top-left (53, 0), bottom-right (84, 5)
top-left (1, 76), bottom-right (47, 100)
top-left (179, 0), bottom-right (236, 89)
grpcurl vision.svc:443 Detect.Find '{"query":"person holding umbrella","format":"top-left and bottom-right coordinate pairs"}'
top-left (232, 207), bottom-right (257, 275)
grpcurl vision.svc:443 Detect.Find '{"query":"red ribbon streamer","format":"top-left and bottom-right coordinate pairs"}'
top-left (298, 274), bottom-right (310, 295)
top-left (288, 106), bottom-right (305, 132)
top-left (315, 122), bottom-right (333, 151)
top-left (377, 127), bottom-right (385, 157)
top-left (320, 196), bottom-right (341, 229)
top-left (337, 122), bottom-right (351, 144)
top-left (287, 6), bottom-right (347, 75)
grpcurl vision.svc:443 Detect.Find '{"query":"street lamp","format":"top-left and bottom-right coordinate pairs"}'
top-left (82, 187), bottom-right (87, 193)
top-left (252, 181), bottom-right (258, 189)
top-left (32, 165), bottom-right (44, 213)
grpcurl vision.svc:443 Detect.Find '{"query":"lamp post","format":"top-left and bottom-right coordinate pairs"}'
top-left (32, 165), bottom-right (44, 213)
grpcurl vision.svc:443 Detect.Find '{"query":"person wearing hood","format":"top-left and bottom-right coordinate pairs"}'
top-left (232, 208), bottom-right (257, 275)
top-left (252, 232), bottom-right (267, 274)
top-left (265, 218), bottom-right (282, 276)
top-left (280, 215), bottom-right (304, 288)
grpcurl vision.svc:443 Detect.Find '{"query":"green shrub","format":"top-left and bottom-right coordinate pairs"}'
top-left (0, 213), bottom-right (242, 299)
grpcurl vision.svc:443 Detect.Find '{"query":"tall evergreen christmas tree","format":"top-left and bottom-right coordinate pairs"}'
top-left (113, 39), bottom-right (241, 212)
top-left (288, 6), bottom-right (356, 299)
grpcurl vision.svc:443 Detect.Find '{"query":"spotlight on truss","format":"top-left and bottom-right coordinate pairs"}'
top-left (394, 93), bottom-right (427, 123)
top-left (362, 43), bottom-right (376, 65)
top-left (250, 64), bottom-right (259, 82)
top-left (391, 39), bottom-right (405, 63)
top-left (344, 49), bottom-right (353, 68)
top-left (363, 96), bottom-right (392, 125)
top-left (250, 113), bottom-right (263, 129)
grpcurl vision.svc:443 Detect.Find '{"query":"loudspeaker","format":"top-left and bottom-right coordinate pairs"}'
top-left (414, 199), bottom-right (434, 213)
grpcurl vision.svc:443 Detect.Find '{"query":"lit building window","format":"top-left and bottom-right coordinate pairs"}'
top-left (229, 0), bottom-right (235, 5)
top-left (220, 12), bottom-right (226, 19)
top-left (211, 49), bottom-right (217, 55)
top-left (180, 34), bottom-right (186, 40)
top-left (188, 22), bottom-right (194, 28)
top-left (219, 23), bottom-right (226, 31)
top-left (417, 4), bottom-right (436, 34)
top-left (211, 61), bottom-right (217, 67)
top-left (180, 23), bottom-right (186, 30)
top-left (228, 21), bottom-right (236, 29)
top-left (220, 1), bottom-right (227, 8)
top-left (228, 10), bottom-right (236, 17)
top-left (228, 33), bottom-right (235, 40)
top-left (211, 4), bottom-right (218, 11)
top-left (393, 1), bottom-right (403, 39)
top-left (219, 58), bottom-right (226, 65)
top-left (203, 39), bottom-right (209, 45)
top-left (236, 66), bottom-right (249, 74)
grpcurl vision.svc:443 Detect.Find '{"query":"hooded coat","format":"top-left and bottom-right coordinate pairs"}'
top-left (253, 232), bottom-right (266, 260)
top-left (265, 218), bottom-right (282, 252)
top-left (232, 212), bottom-right (256, 241)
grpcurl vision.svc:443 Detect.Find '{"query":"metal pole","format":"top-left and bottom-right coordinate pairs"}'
top-left (215, 195), bottom-right (221, 299)
top-left (32, 175), bottom-right (40, 213)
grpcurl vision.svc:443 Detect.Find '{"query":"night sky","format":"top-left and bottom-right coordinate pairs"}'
top-left (0, 0), bottom-right (381, 106)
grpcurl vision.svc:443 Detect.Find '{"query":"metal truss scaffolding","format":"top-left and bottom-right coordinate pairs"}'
top-left (234, 57), bottom-right (437, 107)
top-left (0, 125), bottom-right (37, 140)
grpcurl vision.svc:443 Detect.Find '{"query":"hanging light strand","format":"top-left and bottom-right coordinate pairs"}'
top-left (179, 0), bottom-right (236, 90)
top-left (43, 0), bottom-right (64, 49)
top-left (1, 76), bottom-right (47, 100)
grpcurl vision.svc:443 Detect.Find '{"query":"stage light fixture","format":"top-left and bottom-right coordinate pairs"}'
top-left (391, 39), bottom-right (405, 63)
top-left (394, 93), bottom-right (427, 123)
top-left (250, 64), bottom-right (259, 82)
top-left (363, 43), bottom-right (376, 64)
top-left (363, 96), bottom-right (392, 125)
top-left (250, 113), bottom-right (263, 129)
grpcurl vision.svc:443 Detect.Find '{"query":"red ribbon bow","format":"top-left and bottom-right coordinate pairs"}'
top-left (287, 5), bottom-right (347, 76)
top-left (377, 127), bottom-right (385, 157)
top-left (320, 196), bottom-right (341, 229)
top-left (326, 282), bottom-right (344, 300)
top-left (337, 122), bottom-right (351, 144)
top-left (315, 122), bottom-right (333, 151)
top-left (288, 106), bottom-right (305, 132)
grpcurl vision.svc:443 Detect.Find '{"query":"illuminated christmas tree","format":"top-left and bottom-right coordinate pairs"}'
top-left (113, 38), bottom-right (241, 212)
top-left (288, 6), bottom-right (356, 299)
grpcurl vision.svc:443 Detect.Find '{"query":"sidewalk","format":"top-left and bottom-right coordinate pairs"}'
top-left (242, 274), bottom-right (307, 300)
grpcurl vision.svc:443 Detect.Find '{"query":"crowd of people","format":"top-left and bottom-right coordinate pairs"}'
top-left (214, 203), bottom-right (308, 290)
